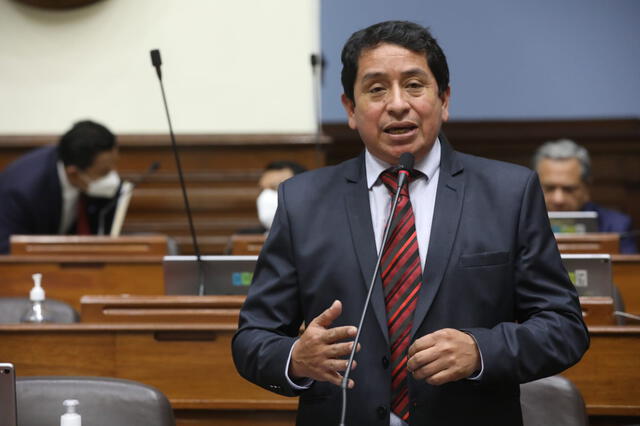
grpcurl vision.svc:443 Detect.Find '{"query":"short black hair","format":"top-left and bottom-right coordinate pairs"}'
top-left (57, 120), bottom-right (116, 170)
top-left (264, 161), bottom-right (307, 175)
top-left (341, 20), bottom-right (450, 103)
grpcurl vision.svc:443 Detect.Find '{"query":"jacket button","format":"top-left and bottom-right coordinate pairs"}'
top-left (377, 405), bottom-right (387, 419)
top-left (382, 356), bottom-right (389, 369)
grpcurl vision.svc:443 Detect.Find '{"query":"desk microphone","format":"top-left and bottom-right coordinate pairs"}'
top-left (150, 48), bottom-right (206, 296)
top-left (339, 152), bottom-right (415, 426)
top-left (97, 161), bottom-right (161, 236)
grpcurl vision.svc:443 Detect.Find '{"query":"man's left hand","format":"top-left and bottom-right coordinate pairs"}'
top-left (406, 328), bottom-right (480, 386)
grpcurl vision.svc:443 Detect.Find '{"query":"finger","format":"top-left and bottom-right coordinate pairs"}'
top-left (424, 368), bottom-right (460, 386)
top-left (322, 366), bottom-right (356, 389)
top-left (327, 341), bottom-right (359, 358)
top-left (407, 344), bottom-right (439, 374)
top-left (323, 370), bottom-right (345, 388)
top-left (408, 333), bottom-right (436, 358)
top-left (324, 325), bottom-right (357, 344)
top-left (312, 300), bottom-right (343, 328)
top-left (410, 355), bottom-right (447, 381)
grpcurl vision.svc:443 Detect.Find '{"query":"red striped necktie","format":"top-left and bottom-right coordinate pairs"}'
top-left (379, 169), bottom-right (423, 422)
top-left (76, 194), bottom-right (92, 235)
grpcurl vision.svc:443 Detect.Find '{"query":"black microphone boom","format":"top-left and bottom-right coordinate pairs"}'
top-left (149, 48), bottom-right (206, 296)
top-left (339, 152), bottom-right (416, 426)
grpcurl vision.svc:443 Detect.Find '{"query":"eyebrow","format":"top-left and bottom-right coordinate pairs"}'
top-left (360, 67), bottom-right (430, 84)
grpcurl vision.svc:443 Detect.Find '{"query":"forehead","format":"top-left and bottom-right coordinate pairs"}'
top-left (356, 43), bottom-right (430, 79)
top-left (85, 148), bottom-right (118, 174)
top-left (259, 168), bottom-right (294, 188)
top-left (538, 158), bottom-right (583, 181)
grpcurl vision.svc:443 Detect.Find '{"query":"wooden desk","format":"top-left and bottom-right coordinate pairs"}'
top-left (555, 233), bottom-right (620, 254)
top-left (612, 255), bottom-right (640, 318)
top-left (0, 256), bottom-right (164, 311)
top-left (580, 297), bottom-right (616, 326)
top-left (563, 326), bottom-right (640, 417)
top-left (228, 234), bottom-right (266, 255)
top-left (80, 295), bottom-right (243, 324)
top-left (9, 235), bottom-right (168, 256)
top-left (0, 323), bottom-right (296, 426)
top-left (4, 295), bottom-right (640, 424)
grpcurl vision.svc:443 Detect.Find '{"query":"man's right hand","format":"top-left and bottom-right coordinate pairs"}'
top-left (289, 300), bottom-right (360, 388)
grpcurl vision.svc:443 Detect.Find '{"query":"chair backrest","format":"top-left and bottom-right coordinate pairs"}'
top-left (16, 376), bottom-right (175, 426)
top-left (520, 375), bottom-right (588, 426)
top-left (0, 298), bottom-right (79, 323)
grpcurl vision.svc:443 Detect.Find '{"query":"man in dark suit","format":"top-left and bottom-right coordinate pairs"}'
top-left (233, 21), bottom-right (589, 425)
top-left (533, 138), bottom-right (638, 253)
top-left (0, 120), bottom-right (121, 253)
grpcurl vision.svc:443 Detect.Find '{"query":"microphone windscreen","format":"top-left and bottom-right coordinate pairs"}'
top-left (399, 152), bottom-right (415, 172)
top-left (150, 49), bottom-right (162, 67)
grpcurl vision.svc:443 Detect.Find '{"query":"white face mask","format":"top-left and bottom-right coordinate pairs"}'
top-left (85, 170), bottom-right (120, 198)
top-left (256, 188), bottom-right (278, 230)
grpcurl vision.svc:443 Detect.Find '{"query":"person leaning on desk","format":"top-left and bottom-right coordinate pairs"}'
top-left (232, 20), bottom-right (589, 426)
top-left (0, 120), bottom-right (122, 254)
top-left (533, 138), bottom-right (638, 253)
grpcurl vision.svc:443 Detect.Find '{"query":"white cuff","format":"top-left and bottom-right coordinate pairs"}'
top-left (285, 340), bottom-right (314, 390)
top-left (464, 332), bottom-right (484, 380)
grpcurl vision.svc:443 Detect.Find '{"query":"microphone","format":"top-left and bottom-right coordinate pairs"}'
top-left (149, 49), bottom-right (206, 296)
top-left (150, 49), bottom-right (162, 80)
top-left (97, 161), bottom-right (160, 236)
top-left (339, 152), bottom-right (415, 426)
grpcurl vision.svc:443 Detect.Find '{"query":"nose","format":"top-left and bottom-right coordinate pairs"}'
top-left (549, 188), bottom-right (566, 209)
top-left (386, 85), bottom-right (410, 117)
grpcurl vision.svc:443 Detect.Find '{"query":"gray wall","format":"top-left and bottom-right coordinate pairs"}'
top-left (321, 0), bottom-right (640, 122)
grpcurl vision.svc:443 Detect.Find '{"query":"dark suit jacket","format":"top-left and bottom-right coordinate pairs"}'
top-left (232, 137), bottom-right (589, 426)
top-left (0, 146), bottom-right (118, 254)
top-left (582, 201), bottom-right (637, 254)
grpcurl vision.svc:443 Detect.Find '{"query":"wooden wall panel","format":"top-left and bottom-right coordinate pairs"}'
top-left (324, 119), bottom-right (640, 250)
top-left (0, 134), bottom-right (327, 254)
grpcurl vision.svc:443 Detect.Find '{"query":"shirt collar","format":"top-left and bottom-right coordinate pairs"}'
top-left (57, 161), bottom-right (79, 197)
top-left (365, 137), bottom-right (441, 189)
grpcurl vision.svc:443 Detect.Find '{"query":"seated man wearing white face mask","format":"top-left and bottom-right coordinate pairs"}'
top-left (255, 161), bottom-right (307, 232)
top-left (0, 120), bottom-right (122, 253)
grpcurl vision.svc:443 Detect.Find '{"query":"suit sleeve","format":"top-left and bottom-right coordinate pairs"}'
top-left (0, 185), bottom-right (33, 254)
top-left (231, 182), bottom-right (305, 397)
top-left (463, 171), bottom-right (590, 384)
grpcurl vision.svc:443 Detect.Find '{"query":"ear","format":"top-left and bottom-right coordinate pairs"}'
top-left (341, 94), bottom-right (358, 130)
top-left (64, 165), bottom-right (86, 191)
top-left (440, 86), bottom-right (451, 122)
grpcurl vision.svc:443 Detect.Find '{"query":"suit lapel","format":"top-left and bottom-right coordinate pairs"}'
top-left (411, 134), bottom-right (465, 339)
top-left (344, 155), bottom-right (389, 344)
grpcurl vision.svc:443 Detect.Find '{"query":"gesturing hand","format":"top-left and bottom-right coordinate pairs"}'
top-left (289, 300), bottom-right (360, 388)
top-left (406, 328), bottom-right (480, 386)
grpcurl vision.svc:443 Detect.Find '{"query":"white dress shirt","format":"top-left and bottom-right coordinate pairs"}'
top-left (56, 161), bottom-right (80, 234)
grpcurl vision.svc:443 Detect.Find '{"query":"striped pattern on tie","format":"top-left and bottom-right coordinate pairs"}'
top-left (380, 169), bottom-right (422, 422)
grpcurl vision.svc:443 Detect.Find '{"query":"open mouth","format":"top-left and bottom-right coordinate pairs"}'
top-left (384, 124), bottom-right (417, 135)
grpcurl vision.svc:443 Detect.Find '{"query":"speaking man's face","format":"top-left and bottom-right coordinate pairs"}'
top-left (341, 43), bottom-right (450, 165)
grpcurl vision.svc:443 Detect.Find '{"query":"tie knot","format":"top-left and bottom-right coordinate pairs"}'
top-left (380, 168), bottom-right (413, 197)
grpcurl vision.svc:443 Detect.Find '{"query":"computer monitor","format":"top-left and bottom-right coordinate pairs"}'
top-left (0, 363), bottom-right (17, 426)
top-left (163, 255), bottom-right (258, 295)
top-left (548, 211), bottom-right (599, 233)
top-left (561, 254), bottom-right (612, 297)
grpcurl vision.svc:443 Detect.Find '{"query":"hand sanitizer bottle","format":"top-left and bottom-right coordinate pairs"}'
top-left (20, 273), bottom-right (51, 323)
top-left (60, 399), bottom-right (81, 426)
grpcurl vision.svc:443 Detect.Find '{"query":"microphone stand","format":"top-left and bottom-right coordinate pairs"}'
top-left (97, 161), bottom-right (160, 236)
top-left (339, 163), bottom-right (412, 426)
top-left (150, 49), bottom-right (206, 296)
top-left (310, 53), bottom-right (325, 168)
